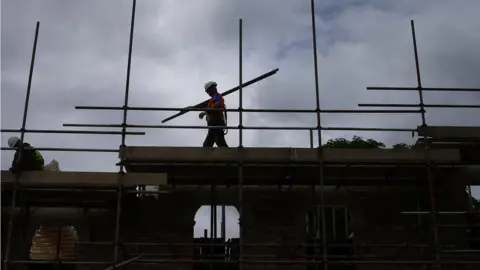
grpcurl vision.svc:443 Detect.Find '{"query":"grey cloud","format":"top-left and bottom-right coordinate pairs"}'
top-left (251, 1), bottom-right (480, 145)
top-left (2, 0), bottom-right (480, 200)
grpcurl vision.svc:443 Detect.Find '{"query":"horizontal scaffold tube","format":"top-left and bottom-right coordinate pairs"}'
top-left (62, 124), bottom-right (415, 132)
top-left (7, 259), bottom-right (480, 265)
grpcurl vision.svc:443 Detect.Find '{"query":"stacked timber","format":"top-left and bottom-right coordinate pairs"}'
top-left (44, 159), bottom-right (61, 171)
top-left (29, 225), bottom-right (78, 261)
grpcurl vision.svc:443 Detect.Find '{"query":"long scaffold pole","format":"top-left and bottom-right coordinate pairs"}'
top-left (1, 129), bottom-right (145, 135)
top-left (310, 1), bottom-right (328, 269)
top-left (159, 68), bottom-right (279, 123)
top-left (1, 147), bottom-right (119, 152)
top-left (112, 0), bottom-right (136, 268)
top-left (104, 255), bottom-right (143, 270)
top-left (72, 241), bottom-right (462, 248)
top-left (8, 259), bottom-right (480, 266)
top-left (402, 211), bottom-right (480, 215)
top-left (238, 18), bottom-right (244, 270)
top-left (410, 20), bottom-right (440, 268)
top-left (359, 103), bottom-right (480, 109)
top-left (73, 106), bottom-right (421, 114)
top-left (73, 70), bottom-right (279, 113)
top-left (309, 129), bottom-right (314, 148)
top-left (3, 21), bottom-right (40, 270)
top-left (367, 86), bottom-right (480, 92)
top-left (61, 123), bottom-right (416, 132)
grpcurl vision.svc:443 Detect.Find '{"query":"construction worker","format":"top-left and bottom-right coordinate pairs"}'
top-left (199, 81), bottom-right (229, 147)
top-left (8, 136), bottom-right (44, 173)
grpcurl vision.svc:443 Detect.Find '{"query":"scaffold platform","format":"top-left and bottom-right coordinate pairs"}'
top-left (121, 146), bottom-right (465, 186)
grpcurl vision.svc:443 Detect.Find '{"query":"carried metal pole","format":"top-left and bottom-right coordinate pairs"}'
top-left (160, 69), bottom-right (279, 123)
top-left (3, 21), bottom-right (40, 270)
top-left (112, 0), bottom-right (137, 268)
top-left (410, 20), bottom-right (440, 269)
top-left (238, 18), bottom-right (244, 270)
top-left (311, 1), bottom-right (328, 269)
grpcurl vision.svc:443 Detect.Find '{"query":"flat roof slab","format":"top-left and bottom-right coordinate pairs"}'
top-left (122, 147), bottom-right (462, 186)
top-left (123, 147), bottom-right (461, 164)
top-left (126, 163), bottom-right (460, 186)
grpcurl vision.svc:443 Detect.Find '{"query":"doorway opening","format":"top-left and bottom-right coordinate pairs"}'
top-left (306, 205), bottom-right (354, 269)
top-left (193, 205), bottom-right (239, 269)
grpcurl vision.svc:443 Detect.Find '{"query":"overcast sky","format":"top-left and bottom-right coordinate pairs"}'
top-left (2, 0), bottom-right (480, 236)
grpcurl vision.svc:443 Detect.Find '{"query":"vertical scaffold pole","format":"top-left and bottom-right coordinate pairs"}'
top-left (311, 1), bottom-right (328, 269)
top-left (310, 129), bottom-right (314, 148)
top-left (410, 20), bottom-right (440, 269)
top-left (209, 184), bottom-right (215, 270)
top-left (309, 128), bottom-right (317, 266)
top-left (113, 0), bottom-right (137, 268)
top-left (467, 185), bottom-right (473, 210)
top-left (3, 21), bottom-right (40, 270)
top-left (238, 18), bottom-right (244, 270)
top-left (221, 205), bottom-right (226, 239)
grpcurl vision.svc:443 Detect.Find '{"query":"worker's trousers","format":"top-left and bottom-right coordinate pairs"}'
top-left (203, 120), bottom-right (228, 147)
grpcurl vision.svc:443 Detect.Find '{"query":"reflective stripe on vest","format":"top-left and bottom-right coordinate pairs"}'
top-left (35, 150), bottom-right (44, 167)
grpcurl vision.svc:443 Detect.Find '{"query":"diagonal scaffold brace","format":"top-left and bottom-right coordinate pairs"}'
top-left (160, 68), bottom-right (279, 123)
top-left (104, 255), bottom-right (143, 270)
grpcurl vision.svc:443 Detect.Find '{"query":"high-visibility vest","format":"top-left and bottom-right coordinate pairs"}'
top-left (34, 150), bottom-right (45, 168)
top-left (207, 94), bottom-right (226, 121)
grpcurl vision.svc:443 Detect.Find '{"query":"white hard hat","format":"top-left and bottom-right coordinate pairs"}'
top-left (8, 136), bottom-right (20, 148)
top-left (204, 81), bottom-right (217, 90)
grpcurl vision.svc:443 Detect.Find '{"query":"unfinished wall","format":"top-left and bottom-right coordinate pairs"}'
top-left (2, 176), bottom-right (474, 270)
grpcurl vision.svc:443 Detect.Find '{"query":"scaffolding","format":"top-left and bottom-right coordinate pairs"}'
top-left (2, 0), bottom-right (480, 269)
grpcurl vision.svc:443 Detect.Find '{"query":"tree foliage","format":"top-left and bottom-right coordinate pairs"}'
top-left (323, 136), bottom-right (415, 149)
top-left (324, 136), bottom-right (478, 208)
top-left (323, 136), bottom-right (385, 149)
top-left (392, 143), bottom-right (415, 149)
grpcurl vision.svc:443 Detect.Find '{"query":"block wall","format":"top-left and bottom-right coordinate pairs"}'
top-left (2, 179), bottom-right (474, 270)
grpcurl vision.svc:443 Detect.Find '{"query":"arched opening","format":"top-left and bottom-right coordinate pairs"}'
top-left (29, 224), bottom-right (78, 269)
top-left (193, 205), bottom-right (239, 268)
top-left (194, 205), bottom-right (239, 239)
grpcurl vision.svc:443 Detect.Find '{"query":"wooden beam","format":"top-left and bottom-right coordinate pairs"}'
top-left (123, 147), bottom-right (461, 163)
top-left (1, 171), bottom-right (167, 187)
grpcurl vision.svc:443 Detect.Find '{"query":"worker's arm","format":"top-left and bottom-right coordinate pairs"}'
top-left (10, 147), bottom-right (20, 172)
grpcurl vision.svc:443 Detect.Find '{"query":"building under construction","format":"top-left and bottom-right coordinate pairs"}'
top-left (2, 1), bottom-right (480, 269)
